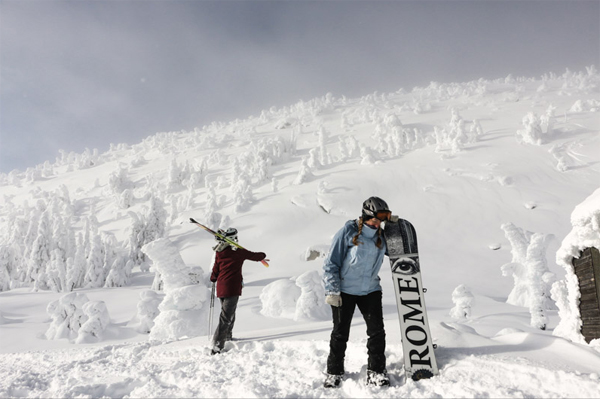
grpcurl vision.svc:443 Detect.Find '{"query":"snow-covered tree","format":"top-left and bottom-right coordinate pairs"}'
top-left (293, 157), bottom-right (313, 185)
top-left (45, 292), bottom-right (90, 340)
top-left (449, 284), bottom-right (475, 320)
top-left (127, 195), bottom-right (168, 270)
top-left (66, 234), bottom-right (87, 291)
top-left (28, 210), bottom-right (52, 290)
top-left (118, 189), bottom-right (134, 209)
top-left (142, 238), bottom-right (210, 341)
top-left (46, 249), bottom-right (67, 292)
top-left (501, 223), bottom-right (555, 330)
top-left (517, 112), bottom-right (544, 145)
top-left (75, 301), bottom-right (111, 344)
top-left (0, 245), bottom-right (12, 291)
top-left (294, 271), bottom-right (329, 321)
top-left (135, 290), bottom-right (163, 333)
top-left (104, 256), bottom-right (130, 288)
top-left (84, 234), bottom-right (105, 288)
top-left (167, 159), bottom-right (184, 191)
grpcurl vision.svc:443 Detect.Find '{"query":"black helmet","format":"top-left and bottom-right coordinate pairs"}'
top-left (216, 227), bottom-right (238, 242)
top-left (362, 197), bottom-right (391, 221)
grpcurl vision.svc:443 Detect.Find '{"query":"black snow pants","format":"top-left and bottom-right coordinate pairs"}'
top-left (326, 290), bottom-right (386, 375)
top-left (212, 296), bottom-right (239, 351)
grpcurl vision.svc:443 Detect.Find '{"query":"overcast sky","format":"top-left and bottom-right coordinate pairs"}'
top-left (1, 0), bottom-right (598, 173)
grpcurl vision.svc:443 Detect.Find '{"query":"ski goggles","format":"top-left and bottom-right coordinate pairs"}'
top-left (375, 211), bottom-right (391, 221)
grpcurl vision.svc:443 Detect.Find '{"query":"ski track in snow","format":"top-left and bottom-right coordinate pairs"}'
top-left (1, 340), bottom-right (599, 398)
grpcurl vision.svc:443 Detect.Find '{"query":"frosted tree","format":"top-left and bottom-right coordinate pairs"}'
top-left (46, 249), bottom-right (67, 292)
top-left (316, 126), bottom-right (331, 166)
top-left (0, 245), bottom-right (12, 291)
top-left (143, 238), bottom-right (210, 341)
top-left (293, 157), bottom-right (314, 185)
top-left (135, 290), bottom-right (164, 333)
top-left (540, 105), bottom-right (556, 136)
top-left (102, 235), bottom-right (119, 279)
top-left (28, 210), bottom-right (52, 290)
top-left (204, 184), bottom-right (222, 229)
top-left (449, 284), bottom-right (475, 320)
top-left (294, 271), bottom-right (329, 321)
top-left (128, 212), bottom-right (147, 268)
top-left (104, 256), bottom-right (130, 288)
top-left (517, 112), bottom-right (543, 145)
top-left (66, 234), bottom-right (87, 291)
top-left (346, 135), bottom-right (360, 158)
top-left (0, 240), bottom-right (22, 290)
top-left (233, 177), bottom-right (254, 213)
top-left (167, 159), bottom-right (184, 191)
top-left (75, 301), bottom-right (111, 344)
top-left (50, 214), bottom-right (69, 264)
top-left (108, 164), bottom-right (127, 195)
top-left (359, 144), bottom-right (376, 165)
top-left (56, 184), bottom-right (75, 219)
top-left (307, 148), bottom-right (321, 170)
top-left (467, 120), bottom-right (483, 143)
top-left (84, 234), bottom-right (106, 288)
top-left (118, 189), bottom-right (134, 209)
top-left (448, 108), bottom-right (467, 153)
top-left (45, 292), bottom-right (90, 340)
top-left (338, 137), bottom-right (350, 161)
top-left (126, 196), bottom-right (168, 271)
top-left (501, 222), bottom-right (555, 330)
top-left (145, 195), bottom-right (168, 244)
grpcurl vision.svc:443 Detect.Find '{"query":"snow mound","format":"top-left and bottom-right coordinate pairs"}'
top-left (260, 271), bottom-right (329, 321)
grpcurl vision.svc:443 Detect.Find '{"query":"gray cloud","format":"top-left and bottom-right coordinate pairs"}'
top-left (1, 0), bottom-right (598, 172)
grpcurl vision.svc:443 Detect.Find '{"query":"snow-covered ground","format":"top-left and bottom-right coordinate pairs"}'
top-left (1, 68), bottom-right (600, 397)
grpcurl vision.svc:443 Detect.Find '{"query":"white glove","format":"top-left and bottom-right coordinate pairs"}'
top-left (326, 294), bottom-right (342, 307)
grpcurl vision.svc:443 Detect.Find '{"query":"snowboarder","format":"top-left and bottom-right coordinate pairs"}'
top-left (322, 196), bottom-right (392, 387)
top-left (210, 227), bottom-right (268, 354)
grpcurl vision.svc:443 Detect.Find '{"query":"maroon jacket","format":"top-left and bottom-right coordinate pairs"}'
top-left (210, 246), bottom-right (266, 298)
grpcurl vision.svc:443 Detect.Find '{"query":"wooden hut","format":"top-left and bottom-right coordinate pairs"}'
top-left (573, 247), bottom-right (600, 343)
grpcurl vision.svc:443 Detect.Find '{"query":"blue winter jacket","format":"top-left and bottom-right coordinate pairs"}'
top-left (323, 219), bottom-right (387, 296)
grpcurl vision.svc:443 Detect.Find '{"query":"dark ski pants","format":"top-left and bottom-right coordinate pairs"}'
top-left (326, 290), bottom-right (386, 375)
top-left (212, 296), bottom-right (239, 351)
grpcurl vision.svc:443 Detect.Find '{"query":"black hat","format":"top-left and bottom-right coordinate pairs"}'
top-left (362, 197), bottom-right (390, 220)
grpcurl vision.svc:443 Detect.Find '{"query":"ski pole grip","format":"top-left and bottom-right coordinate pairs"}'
top-left (261, 260), bottom-right (269, 267)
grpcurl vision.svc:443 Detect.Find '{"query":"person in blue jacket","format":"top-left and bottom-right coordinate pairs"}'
top-left (322, 196), bottom-right (392, 388)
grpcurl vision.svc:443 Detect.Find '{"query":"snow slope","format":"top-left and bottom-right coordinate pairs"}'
top-left (1, 68), bottom-right (600, 397)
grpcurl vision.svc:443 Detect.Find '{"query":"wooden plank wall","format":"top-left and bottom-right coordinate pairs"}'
top-left (573, 247), bottom-right (600, 343)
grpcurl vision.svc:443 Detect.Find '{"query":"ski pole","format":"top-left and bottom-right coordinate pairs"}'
top-left (208, 281), bottom-right (215, 342)
top-left (189, 218), bottom-right (269, 267)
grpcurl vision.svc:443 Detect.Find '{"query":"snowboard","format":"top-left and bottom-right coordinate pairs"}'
top-left (383, 218), bottom-right (439, 381)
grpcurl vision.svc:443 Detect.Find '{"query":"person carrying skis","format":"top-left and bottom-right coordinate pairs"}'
top-left (322, 196), bottom-right (392, 387)
top-left (210, 227), bottom-right (267, 355)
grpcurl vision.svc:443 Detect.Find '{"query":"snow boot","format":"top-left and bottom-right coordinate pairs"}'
top-left (323, 373), bottom-right (343, 388)
top-left (366, 370), bottom-right (390, 387)
top-left (210, 345), bottom-right (222, 355)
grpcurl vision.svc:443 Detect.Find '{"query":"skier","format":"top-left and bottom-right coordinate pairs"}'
top-left (322, 196), bottom-right (392, 387)
top-left (210, 227), bottom-right (268, 355)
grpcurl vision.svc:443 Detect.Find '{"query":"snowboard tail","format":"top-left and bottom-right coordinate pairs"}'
top-left (384, 218), bottom-right (438, 381)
